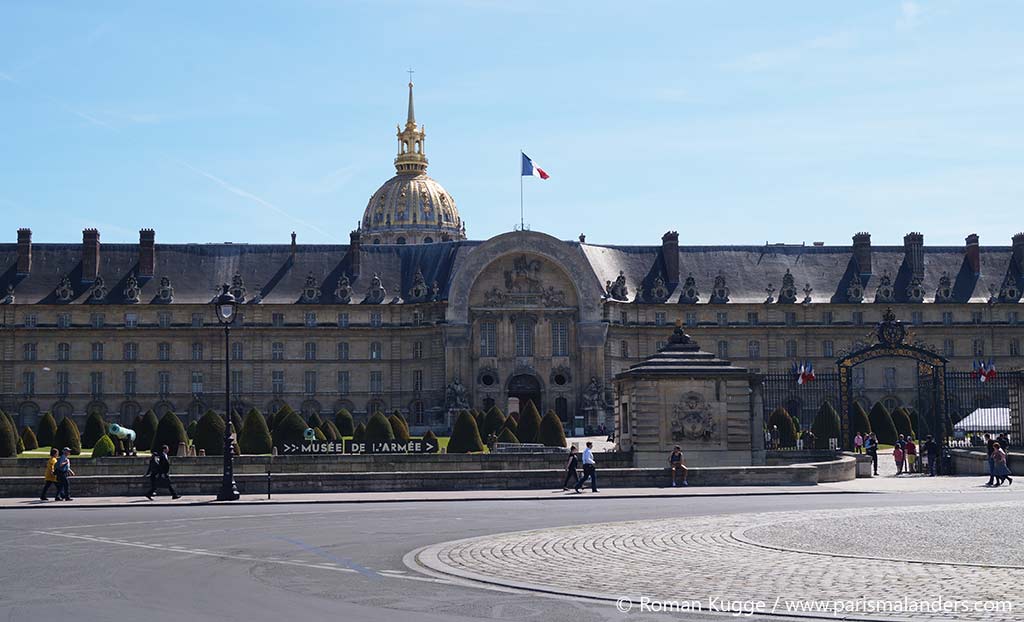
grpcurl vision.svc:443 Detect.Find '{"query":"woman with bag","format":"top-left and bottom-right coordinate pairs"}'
top-left (992, 442), bottom-right (1013, 487)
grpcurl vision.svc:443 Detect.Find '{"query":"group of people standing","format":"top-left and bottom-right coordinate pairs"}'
top-left (853, 432), bottom-right (940, 476)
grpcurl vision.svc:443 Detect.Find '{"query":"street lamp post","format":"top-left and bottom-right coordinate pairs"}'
top-left (215, 284), bottom-right (240, 501)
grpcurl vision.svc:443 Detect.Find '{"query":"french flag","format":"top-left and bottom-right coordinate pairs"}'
top-left (521, 152), bottom-right (550, 179)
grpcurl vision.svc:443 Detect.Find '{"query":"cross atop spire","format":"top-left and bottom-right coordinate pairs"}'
top-left (395, 76), bottom-right (427, 175)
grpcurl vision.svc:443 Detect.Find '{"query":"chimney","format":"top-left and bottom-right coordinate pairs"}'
top-left (348, 229), bottom-right (361, 276)
top-left (965, 233), bottom-right (980, 276)
top-left (852, 232), bottom-right (872, 279)
top-left (1013, 232), bottom-right (1024, 274)
top-left (661, 230), bottom-right (679, 285)
top-left (16, 228), bottom-right (32, 275)
top-left (82, 228), bottom-right (100, 282)
top-left (139, 229), bottom-right (155, 277)
top-left (290, 232), bottom-right (297, 259)
top-left (903, 232), bottom-right (924, 281)
top-left (578, 233), bottom-right (586, 244)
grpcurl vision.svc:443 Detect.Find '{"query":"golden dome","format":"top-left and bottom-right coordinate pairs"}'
top-left (360, 82), bottom-right (465, 245)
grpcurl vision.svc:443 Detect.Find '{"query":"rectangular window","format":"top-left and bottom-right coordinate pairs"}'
top-left (23, 342), bottom-right (37, 361)
top-left (231, 342), bottom-right (243, 361)
top-left (124, 312), bottom-right (139, 328)
top-left (480, 320), bottom-right (497, 357)
top-left (1010, 339), bottom-right (1021, 357)
top-left (23, 371), bottom-right (35, 397)
top-left (412, 310), bottom-right (424, 325)
top-left (1009, 311), bottom-right (1020, 325)
top-left (515, 319), bottom-right (534, 357)
top-left (91, 371), bottom-right (104, 397)
top-left (747, 312), bottom-right (759, 326)
top-left (191, 313), bottom-right (203, 328)
top-left (57, 371), bottom-right (70, 397)
top-left (747, 340), bottom-right (761, 359)
top-left (654, 311), bottom-right (666, 326)
top-left (123, 342), bottom-right (138, 361)
top-left (158, 342), bottom-right (171, 361)
top-left (822, 340), bottom-right (834, 357)
top-left (717, 340), bottom-right (729, 359)
top-left (91, 342), bottom-right (104, 361)
top-left (911, 311), bottom-right (923, 326)
top-left (124, 370), bottom-right (137, 396)
top-left (370, 342), bottom-right (382, 360)
top-left (338, 342), bottom-right (350, 360)
top-left (58, 313), bottom-right (71, 329)
top-left (369, 371), bottom-right (383, 393)
top-left (971, 311), bottom-right (983, 325)
top-left (91, 313), bottom-right (105, 329)
top-left (370, 312), bottom-right (382, 328)
top-left (973, 339), bottom-right (985, 356)
top-left (942, 311), bottom-right (953, 326)
top-left (822, 311), bottom-right (833, 325)
top-left (337, 371), bottom-right (350, 395)
top-left (413, 341), bottom-right (424, 359)
top-left (231, 370), bottom-right (243, 396)
top-left (57, 343), bottom-right (71, 361)
top-left (272, 313), bottom-right (285, 327)
top-left (852, 311), bottom-right (864, 326)
top-left (685, 312), bottom-right (698, 328)
top-left (304, 371), bottom-right (317, 394)
top-left (272, 371), bottom-right (285, 396)
top-left (158, 312), bottom-right (172, 328)
top-left (272, 342), bottom-right (284, 361)
top-left (620, 311), bottom-right (628, 325)
top-left (413, 369), bottom-right (423, 392)
top-left (304, 342), bottom-right (317, 361)
top-left (716, 312), bottom-right (728, 326)
top-left (337, 313), bottom-right (349, 328)
top-left (551, 319), bottom-right (568, 356)
top-left (191, 371), bottom-right (204, 394)
top-left (943, 339), bottom-right (955, 357)
top-left (23, 314), bottom-right (37, 328)
top-left (884, 367), bottom-right (897, 389)
top-left (621, 340), bottom-right (630, 358)
top-left (305, 312), bottom-right (317, 327)
top-left (784, 312), bottom-right (797, 327)
top-left (158, 371), bottom-right (171, 397)
top-left (191, 342), bottom-right (203, 361)
top-left (785, 340), bottom-right (797, 357)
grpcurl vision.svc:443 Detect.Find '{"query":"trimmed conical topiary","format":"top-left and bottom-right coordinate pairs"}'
top-left (239, 408), bottom-right (273, 454)
top-left (503, 416), bottom-right (519, 436)
top-left (334, 409), bottom-right (355, 436)
top-left (321, 420), bottom-right (340, 441)
top-left (135, 410), bottom-right (159, 452)
top-left (307, 412), bottom-right (324, 430)
top-left (851, 402), bottom-right (872, 444)
top-left (517, 401), bottom-right (542, 444)
top-left (0, 414), bottom-right (17, 458)
top-left (448, 410), bottom-right (485, 453)
top-left (35, 412), bottom-right (57, 448)
top-left (868, 402), bottom-right (899, 445)
top-left (53, 416), bottom-right (82, 455)
top-left (538, 410), bottom-right (567, 448)
top-left (768, 407), bottom-right (797, 448)
top-left (272, 410), bottom-right (308, 452)
top-left (353, 421), bottom-right (366, 443)
top-left (892, 407), bottom-right (914, 438)
top-left (272, 404), bottom-right (297, 432)
top-left (313, 427), bottom-right (327, 441)
top-left (392, 409), bottom-right (409, 429)
top-left (422, 429), bottom-right (439, 452)
top-left (194, 410), bottom-right (227, 455)
top-left (91, 434), bottom-right (116, 458)
top-left (186, 419), bottom-right (198, 439)
top-left (811, 402), bottom-right (841, 450)
top-left (21, 426), bottom-right (39, 451)
top-left (81, 411), bottom-right (107, 449)
top-left (481, 406), bottom-right (507, 440)
top-left (497, 427), bottom-right (519, 444)
top-left (231, 411), bottom-right (244, 439)
top-left (365, 412), bottom-right (395, 443)
top-left (153, 412), bottom-right (188, 456)
top-left (388, 414), bottom-right (411, 443)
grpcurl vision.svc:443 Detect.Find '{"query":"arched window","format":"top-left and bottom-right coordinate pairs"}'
top-left (396, 237), bottom-right (406, 245)
top-left (423, 237), bottom-right (433, 244)
top-left (373, 238), bottom-right (381, 245)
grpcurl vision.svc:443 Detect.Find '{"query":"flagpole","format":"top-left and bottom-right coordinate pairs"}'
top-left (519, 151), bottom-right (524, 231)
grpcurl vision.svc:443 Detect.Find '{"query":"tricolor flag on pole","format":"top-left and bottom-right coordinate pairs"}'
top-left (521, 152), bottom-right (550, 179)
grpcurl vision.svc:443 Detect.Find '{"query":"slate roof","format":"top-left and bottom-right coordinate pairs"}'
top-left (614, 324), bottom-right (751, 380)
top-left (0, 236), bottom-right (1020, 305)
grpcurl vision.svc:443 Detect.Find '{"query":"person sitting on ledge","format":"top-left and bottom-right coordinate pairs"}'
top-left (669, 445), bottom-right (688, 487)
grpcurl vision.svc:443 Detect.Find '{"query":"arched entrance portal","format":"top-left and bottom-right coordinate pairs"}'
top-left (508, 374), bottom-right (542, 415)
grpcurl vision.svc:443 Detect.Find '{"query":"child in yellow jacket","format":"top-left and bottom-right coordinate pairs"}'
top-left (40, 448), bottom-right (58, 501)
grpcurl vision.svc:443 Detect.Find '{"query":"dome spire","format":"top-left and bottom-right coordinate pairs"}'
top-left (406, 68), bottom-right (416, 127)
top-left (395, 73), bottom-right (428, 175)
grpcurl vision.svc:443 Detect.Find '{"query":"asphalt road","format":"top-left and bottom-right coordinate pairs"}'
top-left (0, 491), bottom-right (1003, 622)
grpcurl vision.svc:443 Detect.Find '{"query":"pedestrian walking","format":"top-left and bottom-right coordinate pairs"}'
top-left (865, 433), bottom-right (879, 475)
top-left (669, 445), bottom-right (688, 487)
top-left (893, 444), bottom-right (905, 475)
top-left (853, 432), bottom-right (864, 454)
top-left (905, 437), bottom-right (918, 474)
top-left (923, 435), bottom-right (939, 476)
top-left (575, 441), bottom-right (598, 493)
top-left (145, 445), bottom-right (181, 500)
top-left (562, 446), bottom-right (580, 491)
top-left (984, 433), bottom-right (996, 486)
top-left (54, 447), bottom-right (74, 501)
top-left (992, 442), bottom-right (1013, 487)
top-left (39, 448), bottom-right (59, 501)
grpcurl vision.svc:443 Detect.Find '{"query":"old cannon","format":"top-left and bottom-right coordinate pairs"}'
top-left (107, 423), bottom-right (138, 457)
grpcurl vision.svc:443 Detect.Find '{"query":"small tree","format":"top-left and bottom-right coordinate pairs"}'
top-left (353, 422), bottom-right (366, 443)
top-left (313, 427), bottom-right (327, 441)
top-left (153, 412), bottom-right (188, 456)
top-left (81, 411), bottom-right (107, 449)
top-left (447, 410), bottom-right (484, 453)
top-left (892, 407), bottom-right (915, 438)
top-left (91, 434), bottom-right (116, 458)
top-left (497, 427), bottom-right (520, 444)
top-left (869, 402), bottom-right (899, 445)
top-left (321, 420), bottom-right (340, 441)
top-left (135, 410), bottom-right (160, 452)
top-left (517, 401), bottom-right (543, 444)
top-left (272, 404), bottom-right (297, 432)
top-left (35, 412), bottom-right (58, 448)
top-left (768, 407), bottom-right (797, 448)
top-left (186, 420), bottom-right (198, 439)
top-left (538, 410), bottom-right (567, 448)
top-left (231, 411), bottom-right (244, 440)
top-left (365, 412), bottom-right (395, 443)
top-left (481, 406), bottom-right (507, 440)
top-left (811, 402), bottom-right (841, 450)
top-left (422, 429), bottom-right (440, 452)
top-left (194, 410), bottom-right (227, 455)
top-left (307, 412), bottom-right (324, 430)
top-left (271, 410), bottom-right (308, 452)
top-left (388, 414), bottom-right (411, 443)
top-left (334, 409), bottom-right (355, 436)
top-left (851, 402), bottom-right (872, 444)
top-left (0, 415), bottom-right (17, 458)
top-left (240, 408), bottom-right (273, 454)
top-left (391, 409), bottom-right (409, 429)
top-left (503, 416), bottom-right (519, 436)
top-left (53, 416), bottom-right (83, 455)
top-left (21, 426), bottom-right (39, 451)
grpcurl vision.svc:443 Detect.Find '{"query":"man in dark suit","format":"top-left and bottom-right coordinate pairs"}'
top-left (145, 445), bottom-right (181, 500)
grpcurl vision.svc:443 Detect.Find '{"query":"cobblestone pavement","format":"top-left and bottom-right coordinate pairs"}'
top-left (415, 500), bottom-right (1024, 621)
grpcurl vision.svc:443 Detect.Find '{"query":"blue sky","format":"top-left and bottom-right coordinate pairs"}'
top-left (1, 1), bottom-right (1021, 246)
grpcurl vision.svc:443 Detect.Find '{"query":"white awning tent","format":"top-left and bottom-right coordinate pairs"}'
top-left (953, 407), bottom-right (1012, 433)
